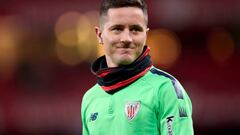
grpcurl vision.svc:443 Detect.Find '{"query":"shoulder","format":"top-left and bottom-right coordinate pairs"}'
top-left (82, 84), bottom-right (101, 107)
top-left (142, 66), bottom-right (178, 87)
top-left (149, 67), bottom-right (177, 81)
top-left (146, 67), bottom-right (192, 116)
top-left (142, 66), bottom-right (185, 99)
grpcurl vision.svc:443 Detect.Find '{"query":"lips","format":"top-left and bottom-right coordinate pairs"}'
top-left (117, 48), bottom-right (133, 54)
top-left (116, 46), bottom-right (135, 49)
top-left (116, 43), bottom-right (135, 49)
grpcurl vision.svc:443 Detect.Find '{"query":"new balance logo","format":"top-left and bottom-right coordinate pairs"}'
top-left (89, 112), bottom-right (98, 122)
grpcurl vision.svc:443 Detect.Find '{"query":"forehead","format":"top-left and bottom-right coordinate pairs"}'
top-left (104, 7), bottom-right (146, 27)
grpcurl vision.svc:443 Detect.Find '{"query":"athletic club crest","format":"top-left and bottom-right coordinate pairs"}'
top-left (125, 101), bottom-right (141, 120)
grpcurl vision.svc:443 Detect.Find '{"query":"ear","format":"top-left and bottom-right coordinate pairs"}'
top-left (145, 28), bottom-right (150, 38)
top-left (95, 26), bottom-right (103, 44)
top-left (146, 28), bottom-right (150, 33)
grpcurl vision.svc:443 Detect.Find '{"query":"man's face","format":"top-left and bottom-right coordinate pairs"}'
top-left (96, 7), bottom-right (148, 67)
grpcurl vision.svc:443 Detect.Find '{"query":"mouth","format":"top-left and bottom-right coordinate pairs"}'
top-left (117, 47), bottom-right (133, 52)
top-left (118, 50), bottom-right (134, 57)
top-left (115, 44), bottom-right (136, 55)
top-left (116, 43), bottom-right (135, 49)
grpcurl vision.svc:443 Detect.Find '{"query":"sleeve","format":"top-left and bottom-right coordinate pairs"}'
top-left (157, 79), bottom-right (194, 135)
top-left (81, 96), bottom-right (90, 135)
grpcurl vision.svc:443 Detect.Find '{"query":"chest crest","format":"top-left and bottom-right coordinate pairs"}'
top-left (125, 101), bottom-right (141, 121)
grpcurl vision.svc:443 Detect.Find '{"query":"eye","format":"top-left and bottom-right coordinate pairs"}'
top-left (112, 27), bottom-right (123, 32)
top-left (131, 28), bottom-right (141, 32)
top-left (130, 26), bottom-right (143, 33)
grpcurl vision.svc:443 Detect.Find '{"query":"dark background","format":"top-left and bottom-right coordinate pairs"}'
top-left (0, 0), bottom-right (240, 134)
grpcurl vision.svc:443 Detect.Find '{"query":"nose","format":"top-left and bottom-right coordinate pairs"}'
top-left (120, 30), bottom-right (133, 44)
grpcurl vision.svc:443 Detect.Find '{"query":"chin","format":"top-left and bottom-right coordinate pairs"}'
top-left (114, 53), bottom-right (137, 66)
top-left (118, 58), bottom-right (135, 66)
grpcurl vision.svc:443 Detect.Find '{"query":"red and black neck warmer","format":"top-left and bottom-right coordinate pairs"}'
top-left (91, 46), bottom-right (152, 93)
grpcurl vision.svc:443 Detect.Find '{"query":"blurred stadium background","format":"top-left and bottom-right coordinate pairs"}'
top-left (0, 0), bottom-right (240, 134)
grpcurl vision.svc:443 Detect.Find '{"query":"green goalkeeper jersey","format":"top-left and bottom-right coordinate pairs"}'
top-left (81, 67), bottom-right (193, 135)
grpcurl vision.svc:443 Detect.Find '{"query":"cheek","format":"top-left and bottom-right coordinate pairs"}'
top-left (102, 32), bottom-right (119, 44)
top-left (102, 34), bottom-right (117, 54)
top-left (140, 33), bottom-right (147, 42)
top-left (134, 34), bottom-right (147, 45)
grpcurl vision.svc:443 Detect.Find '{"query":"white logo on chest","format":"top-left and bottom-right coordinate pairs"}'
top-left (125, 101), bottom-right (141, 121)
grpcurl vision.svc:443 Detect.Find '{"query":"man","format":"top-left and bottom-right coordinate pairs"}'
top-left (81, 0), bottom-right (194, 135)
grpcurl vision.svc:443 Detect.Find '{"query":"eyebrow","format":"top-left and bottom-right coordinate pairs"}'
top-left (109, 24), bottom-right (144, 29)
top-left (109, 24), bottom-right (124, 29)
top-left (129, 25), bottom-right (144, 31)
